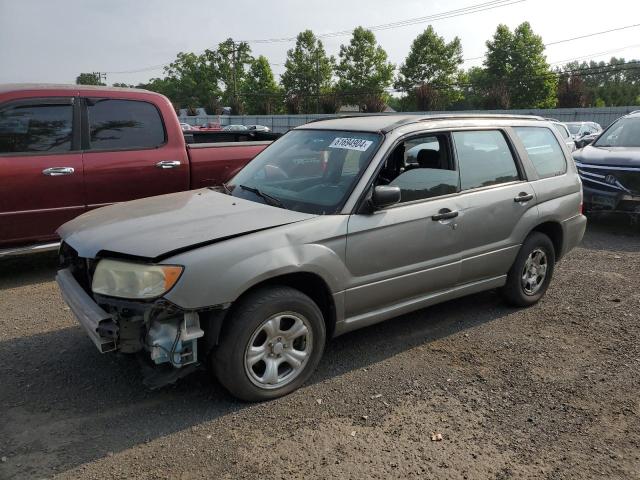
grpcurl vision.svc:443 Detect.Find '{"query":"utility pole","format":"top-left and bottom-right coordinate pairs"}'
top-left (231, 42), bottom-right (238, 114)
top-left (316, 50), bottom-right (321, 114)
top-left (92, 72), bottom-right (107, 85)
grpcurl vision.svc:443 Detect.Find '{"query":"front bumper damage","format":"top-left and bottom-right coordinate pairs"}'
top-left (56, 263), bottom-right (225, 388)
top-left (576, 161), bottom-right (640, 216)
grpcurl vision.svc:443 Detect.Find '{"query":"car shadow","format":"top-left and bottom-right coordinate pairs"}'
top-left (0, 289), bottom-right (511, 479)
top-left (0, 251), bottom-right (58, 290)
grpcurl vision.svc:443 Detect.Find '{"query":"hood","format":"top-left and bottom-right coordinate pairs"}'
top-left (573, 145), bottom-right (640, 168)
top-left (58, 189), bottom-right (317, 260)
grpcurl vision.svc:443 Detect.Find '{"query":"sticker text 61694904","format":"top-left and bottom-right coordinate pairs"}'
top-left (328, 137), bottom-right (373, 152)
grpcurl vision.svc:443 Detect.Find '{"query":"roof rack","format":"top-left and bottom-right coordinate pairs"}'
top-left (381, 113), bottom-right (546, 133)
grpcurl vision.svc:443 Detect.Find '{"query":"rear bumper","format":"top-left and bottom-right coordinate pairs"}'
top-left (56, 268), bottom-right (118, 353)
top-left (561, 214), bottom-right (587, 258)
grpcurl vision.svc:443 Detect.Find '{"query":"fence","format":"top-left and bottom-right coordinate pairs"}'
top-left (179, 106), bottom-right (640, 134)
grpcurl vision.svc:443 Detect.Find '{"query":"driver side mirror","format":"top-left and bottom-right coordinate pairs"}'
top-left (372, 185), bottom-right (401, 209)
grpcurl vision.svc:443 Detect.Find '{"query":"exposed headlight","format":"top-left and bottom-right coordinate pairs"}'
top-left (91, 259), bottom-right (184, 299)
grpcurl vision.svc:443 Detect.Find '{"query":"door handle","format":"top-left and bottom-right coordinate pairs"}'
top-left (155, 160), bottom-right (181, 169)
top-left (514, 193), bottom-right (534, 203)
top-left (42, 167), bottom-right (75, 176)
top-left (431, 209), bottom-right (459, 221)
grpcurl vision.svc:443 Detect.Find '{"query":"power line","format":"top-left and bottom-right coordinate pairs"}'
top-left (243, 0), bottom-right (523, 43)
top-left (549, 44), bottom-right (640, 66)
top-left (104, 0), bottom-right (522, 74)
top-left (463, 22), bottom-right (640, 63)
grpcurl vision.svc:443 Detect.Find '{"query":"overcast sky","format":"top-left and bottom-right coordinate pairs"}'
top-left (1, 0), bottom-right (639, 86)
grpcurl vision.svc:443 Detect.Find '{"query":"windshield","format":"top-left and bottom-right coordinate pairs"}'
top-left (566, 123), bottom-right (581, 135)
top-left (227, 129), bottom-right (382, 214)
top-left (594, 117), bottom-right (640, 147)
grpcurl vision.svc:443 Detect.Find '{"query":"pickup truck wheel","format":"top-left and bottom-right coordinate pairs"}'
top-left (213, 286), bottom-right (326, 401)
top-left (501, 232), bottom-right (556, 307)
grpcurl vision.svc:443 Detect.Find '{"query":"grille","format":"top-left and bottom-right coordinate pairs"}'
top-left (59, 243), bottom-right (94, 294)
top-left (577, 164), bottom-right (640, 195)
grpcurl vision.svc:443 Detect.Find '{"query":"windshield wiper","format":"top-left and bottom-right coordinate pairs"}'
top-left (238, 184), bottom-right (285, 208)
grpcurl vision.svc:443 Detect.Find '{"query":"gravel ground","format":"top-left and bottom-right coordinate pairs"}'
top-left (0, 216), bottom-right (639, 480)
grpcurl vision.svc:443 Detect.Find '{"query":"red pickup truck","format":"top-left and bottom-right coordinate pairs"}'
top-left (0, 84), bottom-right (271, 255)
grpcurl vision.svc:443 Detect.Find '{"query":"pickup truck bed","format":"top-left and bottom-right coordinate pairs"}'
top-left (0, 84), bottom-right (271, 254)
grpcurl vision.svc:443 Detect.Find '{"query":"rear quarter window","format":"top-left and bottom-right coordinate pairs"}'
top-left (513, 127), bottom-right (567, 179)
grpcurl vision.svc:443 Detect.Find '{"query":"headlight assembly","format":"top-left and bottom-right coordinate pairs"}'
top-left (91, 259), bottom-right (183, 299)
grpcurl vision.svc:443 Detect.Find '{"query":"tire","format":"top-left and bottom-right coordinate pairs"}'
top-left (213, 286), bottom-right (326, 401)
top-left (501, 232), bottom-right (556, 307)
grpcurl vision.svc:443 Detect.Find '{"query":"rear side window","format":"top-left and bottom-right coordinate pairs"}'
top-left (87, 99), bottom-right (165, 151)
top-left (452, 130), bottom-right (519, 191)
top-left (0, 103), bottom-right (73, 154)
top-left (513, 127), bottom-right (567, 178)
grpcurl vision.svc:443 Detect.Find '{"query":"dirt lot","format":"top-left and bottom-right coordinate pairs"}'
top-left (1, 217), bottom-right (639, 480)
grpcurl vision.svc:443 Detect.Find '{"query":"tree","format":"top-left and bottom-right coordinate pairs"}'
top-left (76, 73), bottom-right (105, 86)
top-left (335, 27), bottom-right (394, 112)
top-left (395, 26), bottom-right (464, 110)
top-left (209, 38), bottom-right (253, 114)
top-left (144, 52), bottom-right (220, 113)
top-left (243, 56), bottom-right (282, 114)
top-left (112, 82), bottom-right (134, 88)
top-left (484, 22), bottom-right (557, 108)
top-left (280, 30), bottom-right (335, 113)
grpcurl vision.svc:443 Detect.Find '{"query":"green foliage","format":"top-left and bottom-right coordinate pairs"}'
top-left (335, 27), bottom-right (394, 112)
top-left (76, 73), bottom-right (105, 86)
top-left (243, 56), bottom-right (282, 114)
top-left (483, 22), bottom-right (557, 108)
top-left (208, 38), bottom-right (253, 113)
top-left (143, 52), bottom-right (220, 113)
top-left (561, 57), bottom-right (640, 107)
top-left (112, 82), bottom-right (134, 88)
top-left (395, 26), bottom-right (463, 110)
top-left (281, 30), bottom-right (335, 114)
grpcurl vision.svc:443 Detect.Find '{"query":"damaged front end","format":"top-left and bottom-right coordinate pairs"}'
top-left (57, 243), bottom-right (225, 388)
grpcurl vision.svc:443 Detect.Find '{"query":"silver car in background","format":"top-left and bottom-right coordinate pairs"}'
top-left (56, 114), bottom-right (586, 401)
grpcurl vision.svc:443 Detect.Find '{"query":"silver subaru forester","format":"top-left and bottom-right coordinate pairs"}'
top-left (57, 114), bottom-right (587, 401)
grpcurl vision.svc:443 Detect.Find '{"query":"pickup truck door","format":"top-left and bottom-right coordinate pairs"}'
top-left (81, 98), bottom-right (189, 209)
top-left (0, 97), bottom-right (84, 247)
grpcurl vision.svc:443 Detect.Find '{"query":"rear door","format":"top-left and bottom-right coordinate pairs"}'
top-left (0, 97), bottom-right (84, 247)
top-left (451, 129), bottom-right (537, 284)
top-left (82, 98), bottom-right (189, 209)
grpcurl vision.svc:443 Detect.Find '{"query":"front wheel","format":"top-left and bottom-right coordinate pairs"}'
top-left (213, 286), bottom-right (326, 401)
top-left (501, 232), bottom-right (556, 307)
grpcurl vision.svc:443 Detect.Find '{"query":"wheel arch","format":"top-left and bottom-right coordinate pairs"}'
top-left (529, 221), bottom-right (563, 260)
top-left (215, 271), bottom-right (337, 348)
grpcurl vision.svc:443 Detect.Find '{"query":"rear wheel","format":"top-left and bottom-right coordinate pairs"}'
top-left (501, 232), bottom-right (556, 307)
top-left (213, 286), bottom-right (326, 401)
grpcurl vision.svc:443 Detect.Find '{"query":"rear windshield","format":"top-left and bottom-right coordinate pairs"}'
top-left (227, 129), bottom-right (382, 214)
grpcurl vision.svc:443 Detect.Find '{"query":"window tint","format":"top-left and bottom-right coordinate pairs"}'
top-left (377, 134), bottom-right (459, 203)
top-left (0, 103), bottom-right (72, 153)
top-left (513, 127), bottom-right (567, 178)
top-left (453, 130), bottom-right (519, 190)
top-left (88, 99), bottom-right (165, 150)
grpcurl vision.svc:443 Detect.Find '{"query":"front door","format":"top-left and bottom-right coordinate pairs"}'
top-left (0, 97), bottom-right (84, 247)
top-left (81, 98), bottom-right (189, 209)
top-left (344, 133), bottom-right (463, 320)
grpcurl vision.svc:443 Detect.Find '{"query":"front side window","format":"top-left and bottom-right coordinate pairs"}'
top-left (227, 129), bottom-right (381, 215)
top-left (377, 133), bottom-right (458, 203)
top-left (513, 127), bottom-right (567, 179)
top-left (87, 99), bottom-right (165, 150)
top-left (594, 117), bottom-right (640, 147)
top-left (453, 130), bottom-right (520, 190)
top-left (0, 102), bottom-right (72, 154)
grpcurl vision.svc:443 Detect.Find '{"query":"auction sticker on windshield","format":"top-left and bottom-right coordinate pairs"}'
top-left (329, 137), bottom-right (373, 151)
